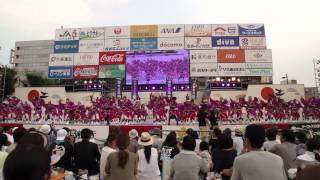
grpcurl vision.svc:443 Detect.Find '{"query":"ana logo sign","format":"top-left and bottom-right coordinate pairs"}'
top-left (161, 27), bottom-right (182, 34)
top-left (158, 25), bottom-right (184, 37)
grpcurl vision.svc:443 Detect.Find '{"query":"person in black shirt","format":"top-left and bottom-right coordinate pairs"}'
top-left (74, 128), bottom-right (101, 176)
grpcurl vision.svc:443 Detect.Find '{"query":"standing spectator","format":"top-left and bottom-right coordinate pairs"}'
top-left (233, 127), bottom-right (244, 155)
top-left (128, 129), bottom-right (139, 153)
top-left (162, 131), bottom-right (180, 159)
top-left (295, 130), bottom-right (307, 156)
top-left (137, 132), bottom-right (160, 180)
top-left (270, 129), bottom-right (297, 174)
top-left (39, 124), bottom-right (56, 148)
top-left (231, 124), bottom-right (287, 180)
top-left (263, 127), bottom-right (280, 151)
top-left (197, 105), bottom-right (209, 139)
top-left (296, 138), bottom-right (320, 169)
top-left (3, 126), bottom-right (14, 144)
top-left (74, 128), bottom-right (101, 176)
top-left (212, 133), bottom-right (237, 180)
top-left (100, 133), bottom-right (117, 180)
top-left (7, 127), bottom-right (27, 153)
top-left (170, 136), bottom-right (209, 180)
top-left (0, 134), bottom-right (9, 168)
top-left (198, 141), bottom-right (212, 180)
top-left (186, 128), bottom-right (201, 153)
top-left (209, 128), bottom-right (221, 153)
top-left (106, 133), bottom-right (138, 180)
top-left (149, 128), bottom-right (163, 151)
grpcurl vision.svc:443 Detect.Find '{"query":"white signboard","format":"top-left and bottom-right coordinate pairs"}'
top-left (49, 54), bottom-right (74, 66)
top-left (245, 50), bottom-right (272, 62)
top-left (212, 24), bottom-right (239, 36)
top-left (158, 24), bottom-right (184, 37)
top-left (246, 68), bottom-right (273, 76)
top-left (185, 37), bottom-right (212, 49)
top-left (79, 27), bottom-right (105, 40)
top-left (246, 63), bottom-right (272, 69)
top-left (15, 87), bottom-right (67, 105)
top-left (158, 37), bottom-right (184, 50)
top-left (73, 53), bottom-right (99, 65)
top-left (190, 63), bottom-right (218, 77)
top-left (189, 50), bottom-right (217, 63)
top-left (185, 24), bottom-right (212, 37)
top-left (105, 26), bottom-right (130, 38)
top-left (79, 40), bottom-right (104, 52)
top-left (240, 37), bottom-right (266, 49)
top-left (104, 38), bottom-right (130, 51)
top-left (55, 28), bottom-right (80, 41)
top-left (218, 63), bottom-right (246, 76)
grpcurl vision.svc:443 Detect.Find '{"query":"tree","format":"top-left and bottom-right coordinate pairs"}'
top-left (0, 67), bottom-right (17, 99)
top-left (25, 72), bottom-right (55, 87)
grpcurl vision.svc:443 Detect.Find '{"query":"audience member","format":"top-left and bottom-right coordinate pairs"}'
top-left (295, 130), bottom-right (307, 156)
top-left (100, 133), bottom-right (117, 180)
top-left (39, 124), bottom-right (56, 148)
top-left (296, 164), bottom-right (320, 180)
top-left (162, 131), bottom-right (180, 159)
top-left (128, 129), bottom-right (139, 153)
top-left (0, 134), bottom-right (9, 168)
top-left (186, 128), bottom-right (201, 153)
top-left (170, 135), bottom-right (209, 180)
top-left (7, 127), bottom-right (27, 153)
top-left (106, 133), bottom-right (138, 180)
top-left (18, 132), bottom-right (46, 148)
top-left (209, 127), bottom-right (221, 153)
top-left (231, 124), bottom-right (287, 180)
top-left (263, 127), bottom-right (279, 151)
top-left (233, 127), bottom-right (244, 155)
top-left (3, 144), bottom-right (51, 180)
top-left (297, 138), bottom-right (320, 169)
top-left (137, 132), bottom-right (160, 180)
top-left (149, 128), bottom-right (163, 151)
top-left (74, 128), bottom-right (101, 176)
top-left (198, 141), bottom-right (212, 180)
top-left (3, 126), bottom-right (14, 144)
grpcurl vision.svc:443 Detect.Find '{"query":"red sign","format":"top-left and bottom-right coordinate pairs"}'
top-left (217, 49), bottom-right (245, 63)
top-left (99, 52), bottom-right (126, 65)
top-left (73, 65), bottom-right (99, 79)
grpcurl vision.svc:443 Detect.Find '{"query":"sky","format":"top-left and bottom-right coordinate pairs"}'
top-left (0, 0), bottom-right (319, 86)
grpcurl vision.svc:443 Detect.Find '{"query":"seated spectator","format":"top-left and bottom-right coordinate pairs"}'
top-left (0, 134), bottom-right (9, 168)
top-left (198, 141), bottom-right (212, 180)
top-left (297, 138), bottom-right (320, 169)
top-left (231, 124), bottom-right (287, 180)
top-left (137, 132), bottom-right (160, 180)
top-left (162, 131), bottom-right (180, 159)
top-left (3, 144), bottom-right (51, 180)
top-left (270, 129), bottom-right (297, 174)
top-left (100, 133), bottom-right (117, 180)
top-left (128, 129), bottom-right (139, 153)
top-left (170, 135), bottom-right (209, 180)
top-left (74, 128), bottom-right (101, 176)
top-left (7, 127), bottom-right (27, 153)
top-left (106, 133), bottom-right (138, 180)
top-left (263, 127), bottom-right (279, 151)
top-left (212, 133), bottom-right (237, 180)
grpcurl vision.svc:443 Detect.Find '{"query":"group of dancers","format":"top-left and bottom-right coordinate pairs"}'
top-left (0, 94), bottom-right (320, 124)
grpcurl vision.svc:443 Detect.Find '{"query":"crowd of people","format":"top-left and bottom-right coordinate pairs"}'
top-left (0, 123), bottom-right (319, 180)
top-left (1, 94), bottom-right (320, 124)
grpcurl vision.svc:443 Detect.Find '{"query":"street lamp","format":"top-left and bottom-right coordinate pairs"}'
top-left (281, 74), bottom-right (289, 84)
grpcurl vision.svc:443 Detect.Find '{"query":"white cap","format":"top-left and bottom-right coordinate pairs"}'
top-left (129, 129), bottom-right (139, 139)
top-left (39, 125), bottom-right (51, 135)
top-left (56, 129), bottom-right (68, 141)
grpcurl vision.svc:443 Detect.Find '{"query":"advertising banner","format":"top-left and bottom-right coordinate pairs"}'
top-left (99, 51), bottom-right (126, 65)
top-left (54, 40), bottom-right (79, 53)
top-left (190, 63), bottom-right (218, 77)
top-left (185, 37), bottom-right (212, 49)
top-left (130, 38), bottom-right (158, 50)
top-left (49, 54), bottom-right (74, 66)
top-left (79, 40), bottom-right (104, 52)
top-left (158, 24), bottom-right (184, 37)
top-left (73, 53), bottom-right (99, 65)
top-left (130, 25), bottom-right (158, 38)
top-left (238, 24), bottom-right (265, 36)
top-left (245, 50), bottom-right (272, 62)
top-left (185, 24), bottom-right (211, 36)
top-left (189, 50), bottom-right (217, 63)
top-left (105, 26), bottom-right (130, 38)
top-left (217, 63), bottom-right (246, 76)
top-left (240, 37), bottom-right (266, 49)
top-left (98, 65), bottom-right (125, 78)
top-left (48, 66), bottom-right (72, 79)
top-left (55, 28), bottom-right (79, 41)
top-left (246, 63), bottom-right (272, 69)
top-left (73, 65), bottom-right (99, 79)
top-left (158, 37), bottom-right (184, 50)
top-left (246, 68), bottom-right (273, 76)
top-left (217, 49), bottom-right (245, 63)
top-left (212, 36), bottom-right (240, 48)
top-left (79, 27), bottom-right (105, 40)
top-left (212, 24), bottom-right (238, 36)
top-left (104, 38), bottom-right (130, 51)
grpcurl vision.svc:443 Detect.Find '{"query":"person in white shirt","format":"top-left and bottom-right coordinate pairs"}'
top-left (297, 138), bottom-right (320, 170)
top-left (137, 132), bottom-right (160, 180)
top-left (263, 127), bottom-right (280, 151)
top-left (100, 133), bottom-right (117, 180)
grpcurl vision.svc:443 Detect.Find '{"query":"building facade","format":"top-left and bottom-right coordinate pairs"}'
top-left (304, 87), bottom-right (320, 99)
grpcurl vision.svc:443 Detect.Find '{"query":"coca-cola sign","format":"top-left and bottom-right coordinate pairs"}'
top-left (99, 52), bottom-right (126, 65)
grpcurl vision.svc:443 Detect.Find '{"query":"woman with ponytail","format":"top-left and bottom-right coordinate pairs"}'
top-left (137, 132), bottom-right (160, 180)
top-left (106, 133), bottom-right (138, 180)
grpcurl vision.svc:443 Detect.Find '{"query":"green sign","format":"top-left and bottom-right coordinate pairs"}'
top-left (99, 65), bottom-right (125, 78)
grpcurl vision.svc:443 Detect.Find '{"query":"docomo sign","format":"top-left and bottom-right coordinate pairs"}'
top-left (217, 49), bottom-right (245, 63)
top-left (99, 52), bottom-right (126, 65)
top-left (73, 65), bottom-right (99, 79)
top-left (158, 37), bottom-right (184, 50)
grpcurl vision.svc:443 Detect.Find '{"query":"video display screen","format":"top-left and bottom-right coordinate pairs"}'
top-left (126, 50), bottom-right (189, 85)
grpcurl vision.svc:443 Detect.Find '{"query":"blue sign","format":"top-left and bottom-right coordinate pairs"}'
top-left (130, 38), bottom-right (157, 50)
top-left (48, 66), bottom-right (72, 79)
top-left (54, 40), bottom-right (79, 53)
top-left (212, 36), bottom-right (239, 47)
top-left (238, 24), bottom-right (265, 36)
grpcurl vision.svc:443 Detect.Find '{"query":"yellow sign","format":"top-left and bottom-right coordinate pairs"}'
top-left (130, 25), bottom-right (158, 38)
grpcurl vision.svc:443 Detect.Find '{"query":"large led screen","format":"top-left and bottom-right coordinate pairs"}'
top-left (126, 50), bottom-right (189, 85)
